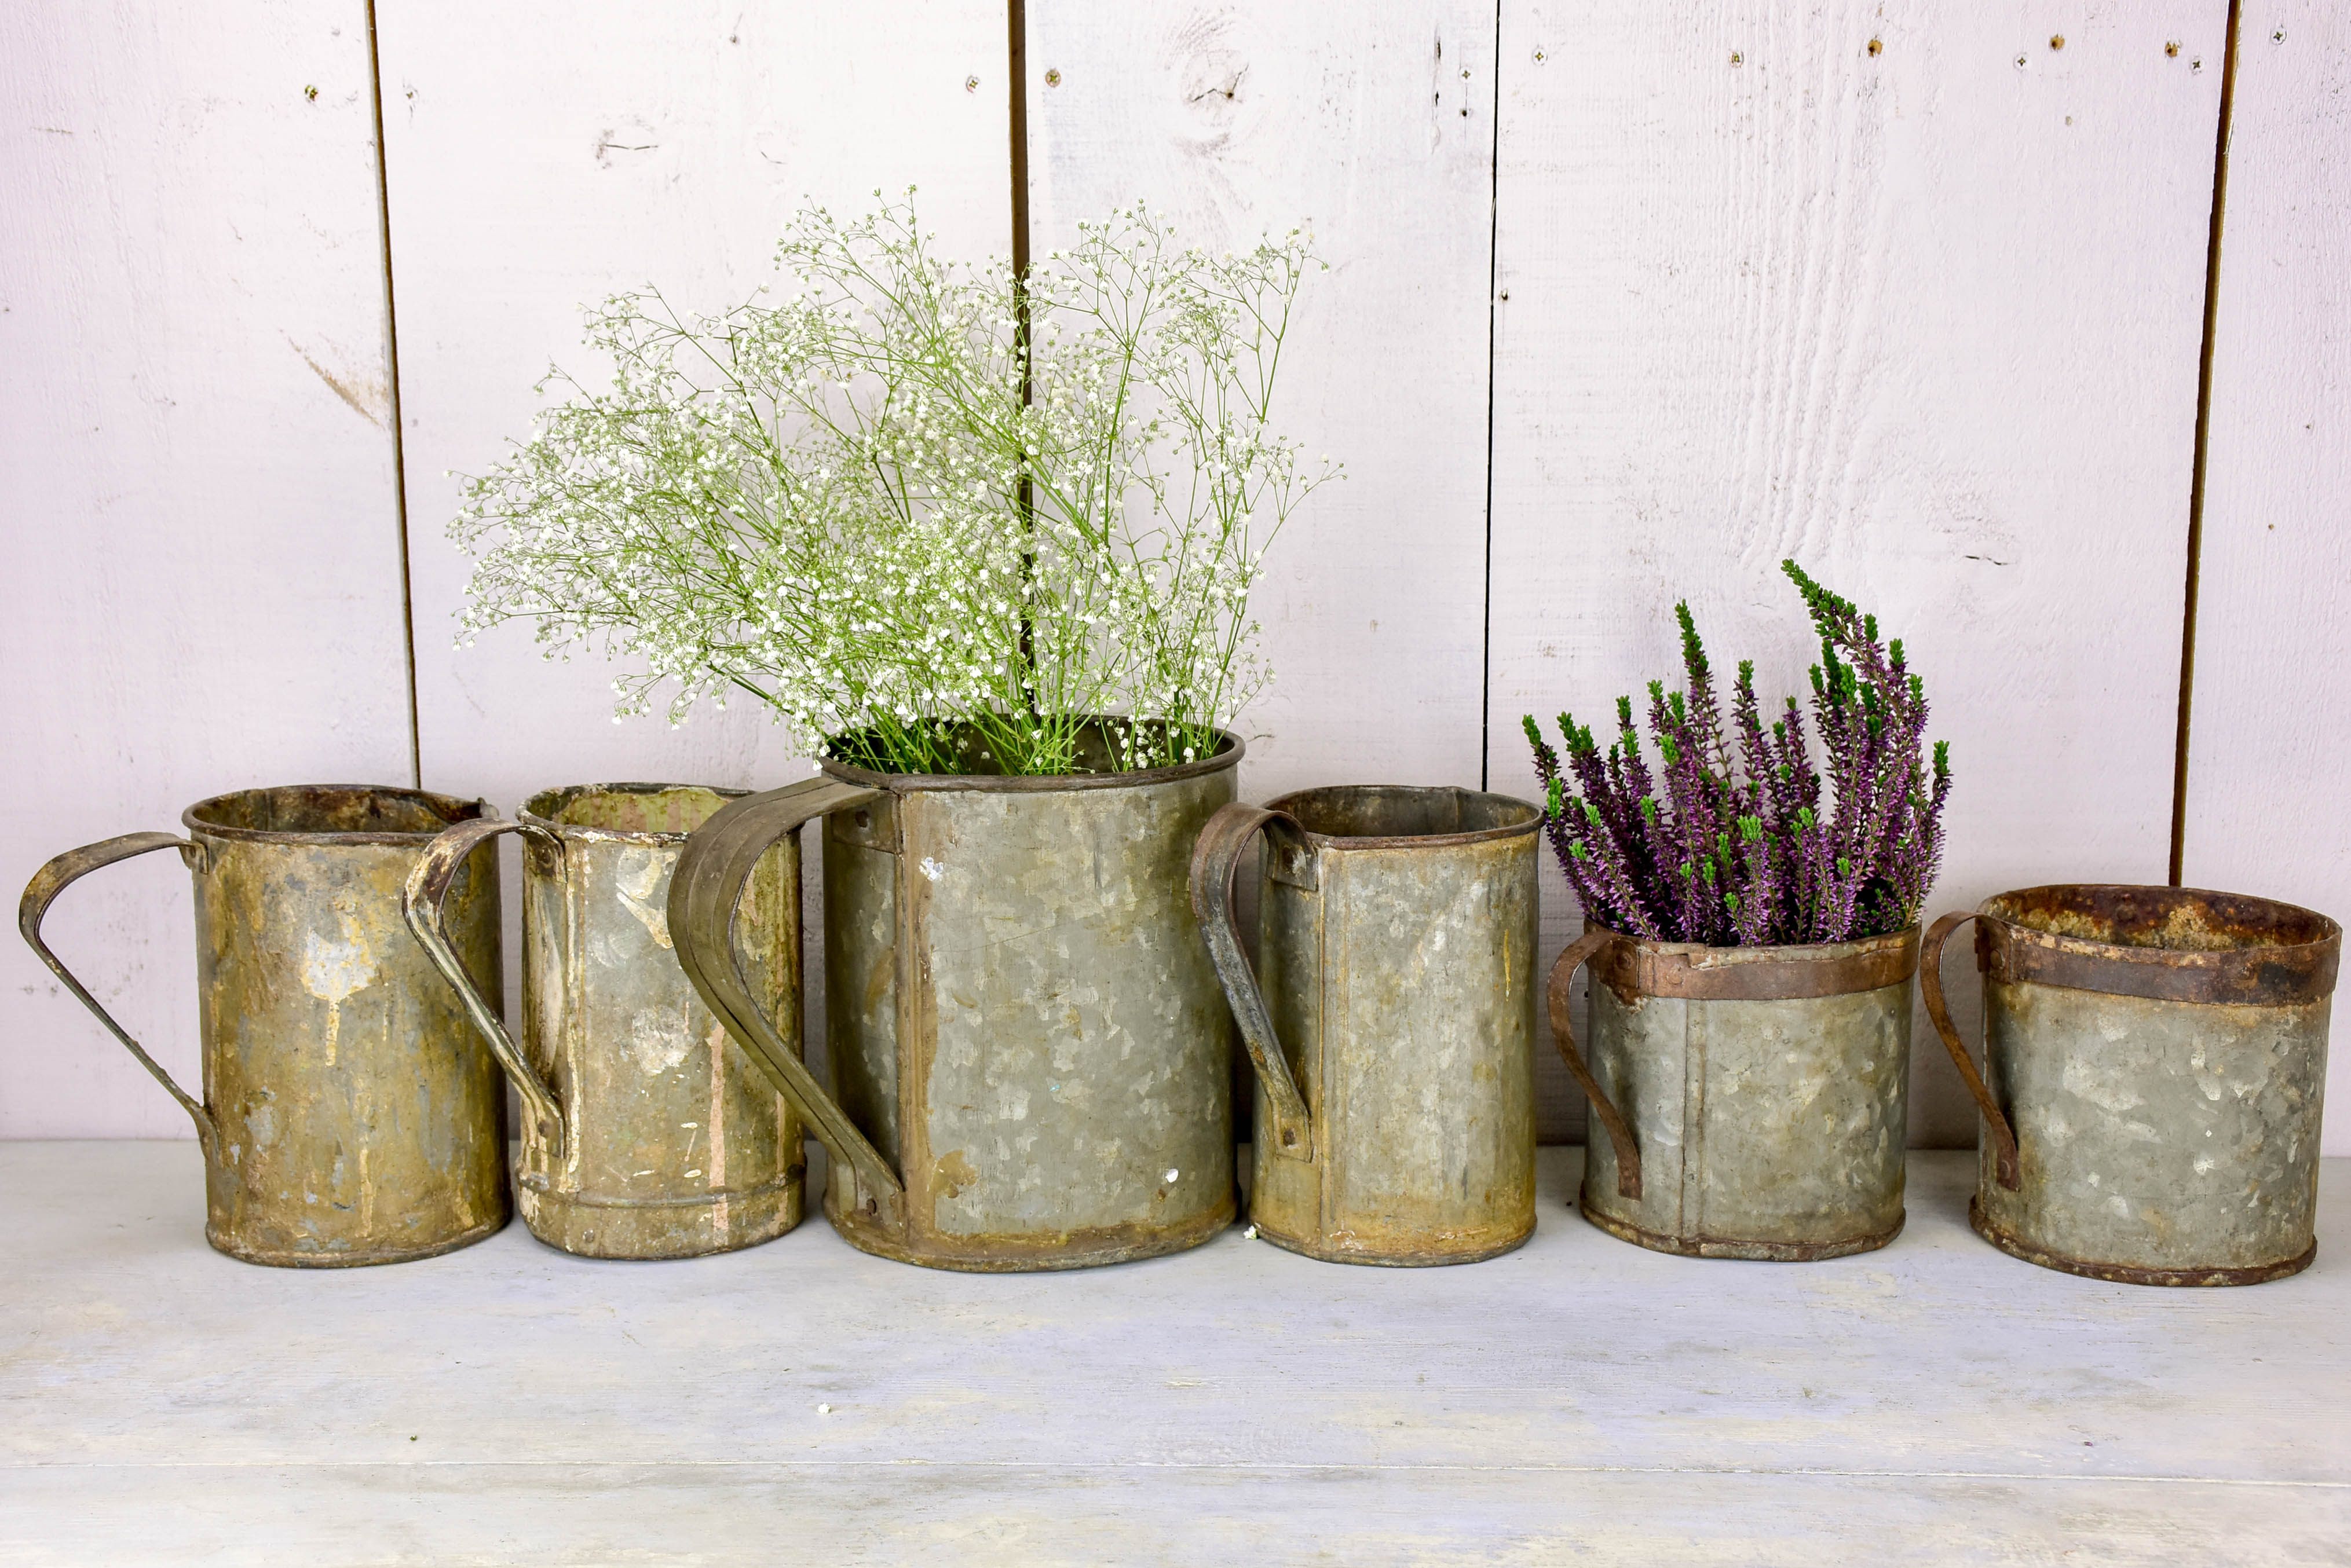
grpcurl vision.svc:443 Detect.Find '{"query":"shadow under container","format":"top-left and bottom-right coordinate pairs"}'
top-left (1191, 786), bottom-right (1541, 1265)
top-left (1550, 926), bottom-right (1919, 1260)
top-left (669, 726), bottom-right (1242, 1272)
top-left (406, 783), bottom-right (806, 1261)
top-left (1924, 884), bottom-right (2337, 1286)
top-left (20, 785), bottom-right (509, 1266)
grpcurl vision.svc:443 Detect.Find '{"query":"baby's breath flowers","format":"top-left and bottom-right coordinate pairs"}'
top-left (451, 194), bottom-right (1336, 775)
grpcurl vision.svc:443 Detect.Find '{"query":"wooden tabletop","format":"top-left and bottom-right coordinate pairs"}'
top-left (3, 1143), bottom-right (2343, 1565)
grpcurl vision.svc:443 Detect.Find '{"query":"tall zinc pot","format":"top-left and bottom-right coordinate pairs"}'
top-left (20, 785), bottom-right (509, 1266)
top-left (406, 783), bottom-right (806, 1261)
top-left (1924, 884), bottom-right (2337, 1286)
top-left (1191, 785), bottom-right (1541, 1266)
top-left (670, 728), bottom-right (1242, 1271)
top-left (1550, 926), bottom-right (1918, 1259)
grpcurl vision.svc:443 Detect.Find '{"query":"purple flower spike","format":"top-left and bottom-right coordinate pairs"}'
top-left (1525, 565), bottom-right (1950, 948)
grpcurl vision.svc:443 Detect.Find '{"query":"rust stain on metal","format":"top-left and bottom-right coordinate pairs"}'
top-left (406, 783), bottom-right (805, 1261)
top-left (672, 724), bottom-right (1242, 1272)
top-left (1925, 884), bottom-right (2335, 1286)
top-left (21, 785), bottom-right (509, 1267)
top-left (1552, 926), bottom-right (1918, 1262)
top-left (1194, 785), bottom-right (1541, 1267)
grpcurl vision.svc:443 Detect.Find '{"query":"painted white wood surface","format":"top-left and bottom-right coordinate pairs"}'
top-left (1025, 2), bottom-right (1496, 800)
top-left (3, 1144), bottom-right (2345, 1564)
top-left (0, 3), bottom-right (414, 1138)
top-left (1487, 3), bottom-right (2229, 1144)
top-left (372, 1), bottom-right (1012, 1065)
top-left (378, 1), bottom-right (1012, 806)
top-left (2184, 6), bottom-right (2351, 1152)
top-left (7, 2), bottom-right (2351, 1155)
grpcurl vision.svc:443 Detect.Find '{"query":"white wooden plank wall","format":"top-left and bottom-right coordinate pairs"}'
top-left (4, 3), bottom-right (2345, 1152)
top-left (1490, 1), bottom-right (2228, 1143)
top-left (2183, 2), bottom-right (2351, 1144)
top-left (0, 3), bottom-right (414, 1137)
top-left (1025, 2), bottom-right (1494, 800)
top-left (374, 0), bottom-right (1011, 1079)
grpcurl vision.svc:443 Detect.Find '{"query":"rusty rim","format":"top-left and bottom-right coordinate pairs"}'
top-left (1262, 784), bottom-right (1542, 851)
top-left (821, 726), bottom-right (1243, 794)
top-left (1975, 884), bottom-right (2341, 1006)
top-left (1591, 925), bottom-right (1921, 1004)
top-left (1969, 1196), bottom-right (2316, 1287)
top-left (184, 784), bottom-right (492, 846)
top-left (519, 782), bottom-right (751, 845)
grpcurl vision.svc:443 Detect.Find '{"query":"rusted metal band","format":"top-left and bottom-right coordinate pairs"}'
top-left (821, 728), bottom-right (1245, 794)
top-left (518, 782), bottom-right (752, 844)
top-left (18, 831), bottom-right (217, 1151)
top-left (182, 783), bottom-right (489, 845)
top-left (1591, 926), bottom-right (1918, 1003)
top-left (404, 817), bottom-right (568, 1164)
top-left (1260, 784), bottom-right (1543, 852)
top-left (1579, 1202), bottom-right (1905, 1262)
top-left (1188, 802), bottom-right (1315, 1162)
top-left (1973, 885), bottom-right (2342, 1007)
top-left (670, 777), bottom-right (907, 1228)
top-left (1970, 1197), bottom-right (2316, 1287)
top-left (1546, 930), bottom-right (1643, 1201)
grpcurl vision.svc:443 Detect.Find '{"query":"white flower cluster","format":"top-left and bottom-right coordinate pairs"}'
top-left (450, 195), bottom-right (1336, 775)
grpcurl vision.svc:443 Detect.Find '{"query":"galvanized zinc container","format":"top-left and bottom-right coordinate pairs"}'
top-left (1550, 926), bottom-right (1918, 1259)
top-left (405, 783), bottom-right (805, 1260)
top-left (1923, 884), bottom-right (2338, 1285)
top-left (19, 785), bottom-right (509, 1266)
top-left (670, 726), bottom-right (1242, 1271)
top-left (1191, 785), bottom-right (1541, 1266)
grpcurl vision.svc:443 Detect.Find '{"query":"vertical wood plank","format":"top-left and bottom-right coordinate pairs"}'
top-left (1024, 2), bottom-right (1497, 800)
top-left (2184, 3), bottom-right (2351, 1153)
top-left (1489, 3), bottom-right (2226, 1141)
top-left (376, 2), bottom-right (1012, 1075)
top-left (381, 2), bottom-right (1012, 801)
top-left (1, 3), bottom-right (412, 1136)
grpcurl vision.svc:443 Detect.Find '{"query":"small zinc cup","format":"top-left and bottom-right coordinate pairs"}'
top-left (1549, 924), bottom-right (1918, 1261)
top-left (405, 783), bottom-right (807, 1261)
top-left (1924, 884), bottom-right (2337, 1285)
top-left (20, 785), bottom-right (509, 1266)
top-left (1191, 785), bottom-right (1543, 1266)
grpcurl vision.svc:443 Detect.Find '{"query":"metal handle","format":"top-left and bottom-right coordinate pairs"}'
top-left (1189, 803), bottom-right (1317, 1162)
top-left (668, 776), bottom-right (906, 1228)
top-left (1921, 910), bottom-right (2022, 1192)
top-left (19, 831), bottom-right (218, 1152)
top-left (403, 816), bottom-right (566, 1168)
top-left (1546, 928), bottom-right (1643, 1200)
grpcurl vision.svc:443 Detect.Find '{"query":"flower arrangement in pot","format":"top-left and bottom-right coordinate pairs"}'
top-left (451, 196), bottom-right (1336, 1270)
top-left (1527, 562), bottom-right (1951, 1260)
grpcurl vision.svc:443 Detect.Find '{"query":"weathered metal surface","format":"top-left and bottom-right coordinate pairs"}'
top-left (671, 727), bottom-right (1242, 1272)
top-left (1924, 884), bottom-right (2337, 1285)
top-left (1193, 786), bottom-right (1541, 1267)
top-left (1552, 926), bottom-right (1918, 1261)
top-left (19, 785), bottom-right (508, 1266)
top-left (405, 784), bottom-right (805, 1260)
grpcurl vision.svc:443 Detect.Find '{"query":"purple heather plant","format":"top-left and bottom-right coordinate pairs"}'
top-left (1524, 561), bottom-right (1951, 948)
